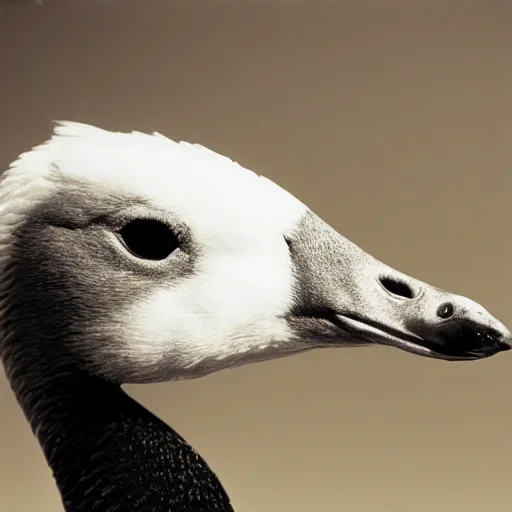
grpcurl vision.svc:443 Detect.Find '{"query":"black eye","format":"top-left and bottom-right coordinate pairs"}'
top-left (118, 219), bottom-right (179, 261)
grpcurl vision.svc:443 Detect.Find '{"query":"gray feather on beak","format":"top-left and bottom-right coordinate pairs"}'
top-left (286, 210), bottom-right (511, 361)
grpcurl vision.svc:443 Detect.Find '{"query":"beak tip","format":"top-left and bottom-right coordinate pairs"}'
top-left (499, 334), bottom-right (512, 351)
top-left (498, 340), bottom-right (512, 352)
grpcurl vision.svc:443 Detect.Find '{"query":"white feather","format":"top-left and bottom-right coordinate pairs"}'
top-left (0, 121), bottom-right (310, 380)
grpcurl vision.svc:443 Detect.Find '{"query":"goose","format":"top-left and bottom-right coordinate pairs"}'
top-left (0, 121), bottom-right (510, 512)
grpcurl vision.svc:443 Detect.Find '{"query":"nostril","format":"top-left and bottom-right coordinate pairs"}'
top-left (379, 276), bottom-right (416, 299)
top-left (437, 302), bottom-right (454, 319)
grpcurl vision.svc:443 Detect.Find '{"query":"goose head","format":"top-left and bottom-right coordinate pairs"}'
top-left (0, 121), bottom-right (510, 385)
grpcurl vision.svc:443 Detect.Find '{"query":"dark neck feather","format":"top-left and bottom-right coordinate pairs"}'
top-left (2, 340), bottom-right (234, 512)
top-left (0, 221), bottom-right (233, 511)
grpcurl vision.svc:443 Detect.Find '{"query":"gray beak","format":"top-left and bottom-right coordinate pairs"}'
top-left (286, 212), bottom-right (511, 361)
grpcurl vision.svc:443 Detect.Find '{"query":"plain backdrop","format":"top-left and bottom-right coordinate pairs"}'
top-left (1, 1), bottom-right (511, 511)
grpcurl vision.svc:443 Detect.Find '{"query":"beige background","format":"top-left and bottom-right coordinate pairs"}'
top-left (1, 1), bottom-right (512, 511)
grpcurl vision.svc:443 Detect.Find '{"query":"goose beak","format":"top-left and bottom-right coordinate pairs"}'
top-left (287, 212), bottom-right (512, 361)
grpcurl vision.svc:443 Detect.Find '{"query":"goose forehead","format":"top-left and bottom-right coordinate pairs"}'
top-left (58, 137), bottom-right (308, 236)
